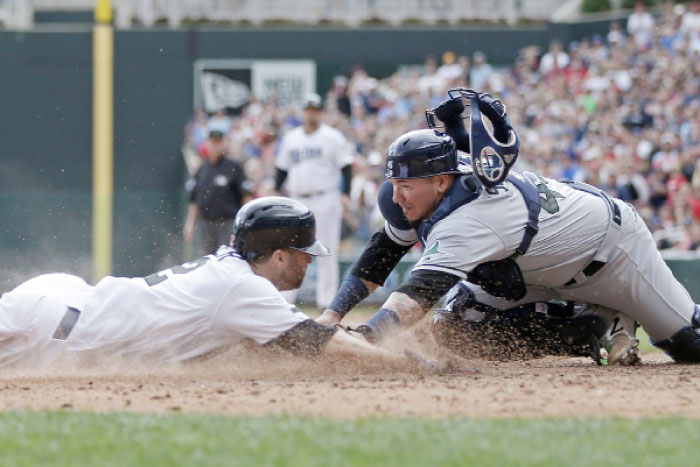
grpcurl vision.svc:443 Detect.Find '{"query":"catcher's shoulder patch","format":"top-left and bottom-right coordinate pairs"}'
top-left (423, 240), bottom-right (441, 256)
top-left (418, 240), bottom-right (454, 266)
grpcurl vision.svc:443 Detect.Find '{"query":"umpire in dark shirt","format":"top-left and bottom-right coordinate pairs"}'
top-left (184, 129), bottom-right (252, 254)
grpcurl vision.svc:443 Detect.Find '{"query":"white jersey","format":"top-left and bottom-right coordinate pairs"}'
top-left (275, 124), bottom-right (353, 197)
top-left (0, 247), bottom-right (308, 367)
top-left (385, 175), bottom-right (610, 288)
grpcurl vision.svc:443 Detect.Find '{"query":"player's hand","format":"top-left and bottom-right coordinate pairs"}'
top-left (316, 309), bottom-right (342, 326)
top-left (347, 329), bottom-right (369, 343)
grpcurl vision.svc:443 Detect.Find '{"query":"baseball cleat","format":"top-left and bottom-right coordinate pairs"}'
top-left (600, 313), bottom-right (641, 366)
top-left (606, 333), bottom-right (641, 366)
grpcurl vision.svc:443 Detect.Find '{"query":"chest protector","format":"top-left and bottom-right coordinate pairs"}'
top-left (417, 171), bottom-right (542, 301)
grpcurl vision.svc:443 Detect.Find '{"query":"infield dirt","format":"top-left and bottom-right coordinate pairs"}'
top-left (0, 321), bottom-right (697, 418)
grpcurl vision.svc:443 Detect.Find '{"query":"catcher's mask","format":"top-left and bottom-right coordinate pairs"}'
top-left (426, 88), bottom-right (520, 188)
top-left (385, 129), bottom-right (462, 179)
top-left (232, 197), bottom-right (330, 260)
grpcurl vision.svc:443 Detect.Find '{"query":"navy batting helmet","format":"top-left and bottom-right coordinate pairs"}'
top-left (232, 197), bottom-right (330, 260)
top-left (385, 129), bottom-right (461, 179)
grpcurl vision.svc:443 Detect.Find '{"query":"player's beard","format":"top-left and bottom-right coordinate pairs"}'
top-left (276, 254), bottom-right (309, 291)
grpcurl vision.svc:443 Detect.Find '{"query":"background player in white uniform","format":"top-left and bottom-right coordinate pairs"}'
top-left (275, 93), bottom-right (354, 311)
top-left (318, 95), bottom-right (700, 365)
top-left (0, 197), bottom-right (407, 368)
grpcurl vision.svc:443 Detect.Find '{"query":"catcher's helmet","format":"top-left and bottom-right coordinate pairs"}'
top-left (385, 129), bottom-right (461, 179)
top-left (233, 197), bottom-right (330, 260)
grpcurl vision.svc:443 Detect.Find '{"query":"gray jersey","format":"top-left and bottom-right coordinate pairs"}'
top-left (417, 177), bottom-right (609, 287)
top-left (384, 173), bottom-right (697, 342)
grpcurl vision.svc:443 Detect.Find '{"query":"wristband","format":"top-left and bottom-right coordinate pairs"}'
top-left (328, 275), bottom-right (369, 318)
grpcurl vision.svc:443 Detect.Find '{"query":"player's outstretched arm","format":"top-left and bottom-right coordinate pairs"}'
top-left (354, 270), bottom-right (461, 343)
top-left (317, 228), bottom-right (414, 326)
top-left (264, 318), bottom-right (428, 369)
top-left (317, 276), bottom-right (379, 326)
top-left (322, 326), bottom-right (408, 365)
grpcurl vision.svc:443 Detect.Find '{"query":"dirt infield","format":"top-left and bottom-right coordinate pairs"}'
top-left (0, 324), bottom-right (698, 419)
top-left (2, 351), bottom-right (697, 418)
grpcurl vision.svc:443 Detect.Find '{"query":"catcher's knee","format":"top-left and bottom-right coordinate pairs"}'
top-left (652, 326), bottom-right (700, 363)
top-left (651, 308), bottom-right (700, 363)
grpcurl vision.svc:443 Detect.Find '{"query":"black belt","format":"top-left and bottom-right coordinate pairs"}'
top-left (52, 306), bottom-right (81, 340)
top-left (561, 182), bottom-right (623, 287)
top-left (562, 196), bottom-right (621, 286)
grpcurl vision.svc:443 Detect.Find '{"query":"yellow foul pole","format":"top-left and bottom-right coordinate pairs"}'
top-left (92, 0), bottom-right (114, 281)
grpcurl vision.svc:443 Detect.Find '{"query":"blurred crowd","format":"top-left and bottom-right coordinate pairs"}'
top-left (183, 1), bottom-right (700, 253)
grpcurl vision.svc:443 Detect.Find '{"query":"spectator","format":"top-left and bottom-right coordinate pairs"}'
top-left (183, 6), bottom-right (700, 253)
top-left (607, 21), bottom-right (626, 47)
top-left (329, 75), bottom-right (352, 118)
top-left (437, 51), bottom-right (464, 85)
top-left (539, 40), bottom-right (570, 76)
top-left (184, 130), bottom-right (252, 255)
top-left (207, 108), bottom-right (232, 136)
top-left (418, 55), bottom-right (444, 99)
top-left (627, 1), bottom-right (655, 51)
top-left (469, 51), bottom-right (493, 90)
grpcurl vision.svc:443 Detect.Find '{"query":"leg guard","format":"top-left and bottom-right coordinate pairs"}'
top-left (651, 327), bottom-right (700, 363)
top-left (651, 308), bottom-right (700, 363)
top-left (649, 305), bottom-right (700, 363)
top-left (431, 284), bottom-right (608, 363)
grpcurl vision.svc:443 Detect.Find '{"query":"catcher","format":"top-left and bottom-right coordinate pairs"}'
top-left (318, 90), bottom-right (700, 365)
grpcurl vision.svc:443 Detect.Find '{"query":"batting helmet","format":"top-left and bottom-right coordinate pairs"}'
top-left (385, 129), bottom-right (461, 179)
top-left (232, 197), bottom-right (330, 260)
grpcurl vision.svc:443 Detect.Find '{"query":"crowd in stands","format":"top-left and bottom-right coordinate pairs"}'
top-left (183, 1), bottom-right (700, 253)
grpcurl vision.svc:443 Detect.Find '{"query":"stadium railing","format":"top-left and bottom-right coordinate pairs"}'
top-left (1, 0), bottom-right (569, 30)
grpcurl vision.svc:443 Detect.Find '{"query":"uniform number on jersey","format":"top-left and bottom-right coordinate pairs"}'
top-left (537, 183), bottom-right (565, 214)
top-left (144, 256), bottom-right (210, 286)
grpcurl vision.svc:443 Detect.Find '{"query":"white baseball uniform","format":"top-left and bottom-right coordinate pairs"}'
top-left (385, 173), bottom-right (697, 342)
top-left (276, 123), bottom-right (354, 309)
top-left (0, 247), bottom-right (308, 367)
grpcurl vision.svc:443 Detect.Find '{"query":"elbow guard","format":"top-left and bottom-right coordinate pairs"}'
top-left (395, 270), bottom-right (461, 310)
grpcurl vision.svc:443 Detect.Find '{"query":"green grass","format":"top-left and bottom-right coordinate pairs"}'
top-left (1, 412), bottom-right (699, 466)
top-left (637, 328), bottom-right (658, 352)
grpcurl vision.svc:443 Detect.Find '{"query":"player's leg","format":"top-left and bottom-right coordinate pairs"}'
top-left (431, 282), bottom-right (608, 363)
top-left (306, 193), bottom-right (342, 310)
top-left (0, 274), bottom-right (86, 367)
top-left (562, 202), bottom-right (699, 362)
top-left (198, 218), bottom-right (219, 255)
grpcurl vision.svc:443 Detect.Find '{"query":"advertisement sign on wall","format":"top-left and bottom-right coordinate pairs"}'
top-left (194, 59), bottom-right (316, 114)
